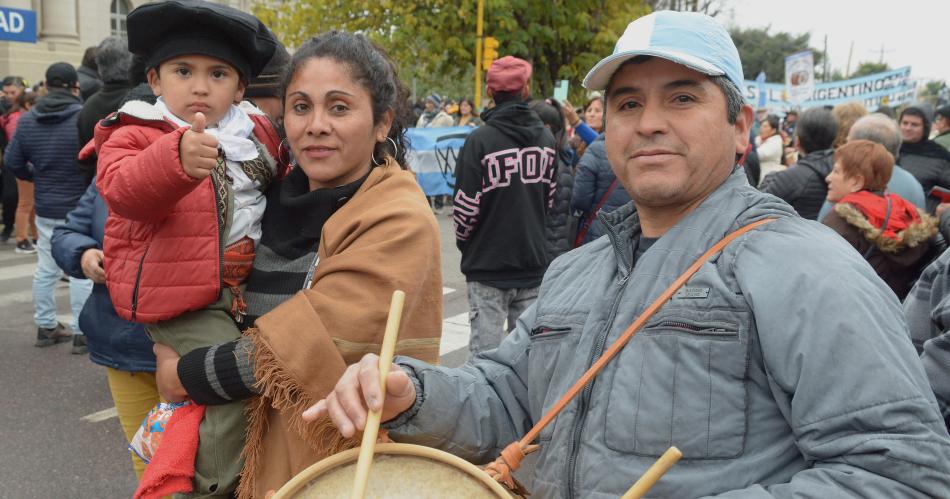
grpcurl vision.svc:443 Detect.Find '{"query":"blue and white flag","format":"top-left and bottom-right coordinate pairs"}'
top-left (406, 126), bottom-right (475, 196)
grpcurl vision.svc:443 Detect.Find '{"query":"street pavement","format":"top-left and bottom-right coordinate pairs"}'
top-left (0, 210), bottom-right (477, 498)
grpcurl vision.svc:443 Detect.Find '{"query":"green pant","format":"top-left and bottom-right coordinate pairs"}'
top-left (148, 288), bottom-right (246, 498)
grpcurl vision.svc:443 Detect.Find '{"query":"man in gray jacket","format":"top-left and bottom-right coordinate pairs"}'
top-left (307, 11), bottom-right (950, 498)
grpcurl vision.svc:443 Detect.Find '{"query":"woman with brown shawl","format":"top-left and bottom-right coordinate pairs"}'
top-left (153, 32), bottom-right (443, 498)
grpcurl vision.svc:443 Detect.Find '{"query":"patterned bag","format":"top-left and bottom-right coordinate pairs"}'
top-left (129, 401), bottom-right (192, 464)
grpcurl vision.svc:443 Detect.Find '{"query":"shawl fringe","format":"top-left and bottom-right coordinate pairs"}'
top-left (238, 328), bottom-right (360, 499)
top-left (834, 202), bottom-right (937, 253)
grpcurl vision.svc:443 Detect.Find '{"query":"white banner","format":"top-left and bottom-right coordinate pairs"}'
top-left (784, 50), bottom-right (815, 106)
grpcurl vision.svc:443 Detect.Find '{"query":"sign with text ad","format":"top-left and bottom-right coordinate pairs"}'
top-left (0, 7), bottom-right (37, 44)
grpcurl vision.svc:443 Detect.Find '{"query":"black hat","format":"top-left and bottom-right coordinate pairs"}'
top-left (127, 0), bottom-right (276, 80)
top-left (244, 35), bottom-right (290, 99)
top-left (45, 62), bottom-right (78, 89)
top-left (935, 105), bottom-right (950, 121)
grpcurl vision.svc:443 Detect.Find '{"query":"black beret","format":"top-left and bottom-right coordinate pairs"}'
top-left (127, 0), bottom-right (276, 80)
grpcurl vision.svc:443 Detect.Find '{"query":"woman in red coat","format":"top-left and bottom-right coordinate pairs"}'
top-left (822, 139), bottom-right (940, 299)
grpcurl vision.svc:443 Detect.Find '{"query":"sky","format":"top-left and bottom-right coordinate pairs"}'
top-left (726, 0), bottom-right (950, 84)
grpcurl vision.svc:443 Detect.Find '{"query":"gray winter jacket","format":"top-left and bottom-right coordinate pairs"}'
top-left (903, 247), bottom-right (950, 428)
top-left (388, 168), bottom-right (950, 498)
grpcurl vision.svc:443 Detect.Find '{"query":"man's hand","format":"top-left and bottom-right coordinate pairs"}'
top-left (179, 112), bottom-right (219, 180)
top-left (154, 343), bottom-right (188, 403)
top-left (302, 353), bottom-right (416, 438)
top-left (80, 248), bottom-right (105, 284)
top-left (937, 203), bottom-right (950, 217)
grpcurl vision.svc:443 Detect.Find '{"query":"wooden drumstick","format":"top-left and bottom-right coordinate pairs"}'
top-left (351, 290), bottom-right (406, 499)
top-left (621, 446), bottom-right (683, 499)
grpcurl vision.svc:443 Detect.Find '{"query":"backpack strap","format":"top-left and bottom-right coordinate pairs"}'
top-left (574, 178), bottom-right (620, 247)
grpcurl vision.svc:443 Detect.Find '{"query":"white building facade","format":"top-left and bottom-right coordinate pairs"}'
top-left (0, 0), bottom-right (254, 86)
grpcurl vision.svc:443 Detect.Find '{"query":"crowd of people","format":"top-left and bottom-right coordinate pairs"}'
top-left (1, 1), bottom-right (950, 497)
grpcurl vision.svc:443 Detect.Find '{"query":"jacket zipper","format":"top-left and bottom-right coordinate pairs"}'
top-left (647, 320), bottom-right (738, 336)
top-left (566, 218), bottom-right (633, 499)
top-left (212, 171), bottom-right (225, 298)
top-left (130, 244), bottom-right (150, 321)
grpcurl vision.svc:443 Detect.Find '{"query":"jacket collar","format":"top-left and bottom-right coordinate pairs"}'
top-left (599, 167), bottom-right (796, 276)
top-left (112, 99), bottom-right (267, 126)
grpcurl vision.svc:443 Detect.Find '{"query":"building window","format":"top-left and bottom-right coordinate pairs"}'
top-left (111, 0), bottom-right (131, 37)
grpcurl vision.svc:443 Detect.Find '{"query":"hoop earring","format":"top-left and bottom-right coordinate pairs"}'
top-left (278, 139), bottom-right (291, 164)
top-left (386, 136), bottom-right (399, 159)
top-left (371, 137), bottom-right (400, 166)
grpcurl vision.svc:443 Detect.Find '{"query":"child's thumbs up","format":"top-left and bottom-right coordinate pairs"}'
top-left (180, 111), bottom-right (219, 180)
top-left (191, 112), bottom-right (206, 133)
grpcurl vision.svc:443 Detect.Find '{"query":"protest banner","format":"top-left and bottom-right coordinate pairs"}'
top-left (405, 126), bottom-right (474, 197)
top-left (744, 66), bottom-right (915, 111)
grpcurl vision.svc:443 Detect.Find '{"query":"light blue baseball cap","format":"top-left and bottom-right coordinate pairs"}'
top-left (583, 11), bottom-right (744, 94)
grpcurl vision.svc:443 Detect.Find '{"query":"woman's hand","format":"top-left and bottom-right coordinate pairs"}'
top-left (302, 353), bottom-right (416, 438)
top-left (80, 248), bottom-right (105, 284)
top-left (560, 99), bottom-right (581, 127)
top-left (154, 343), bottom-right (189, 403)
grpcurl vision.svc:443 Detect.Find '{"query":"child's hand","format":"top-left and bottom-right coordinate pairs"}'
top-left (180, 112), bottom-right (219, 180)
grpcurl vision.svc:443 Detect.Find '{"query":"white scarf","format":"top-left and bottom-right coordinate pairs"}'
top-left (155, 97), bottom-right (259, 161)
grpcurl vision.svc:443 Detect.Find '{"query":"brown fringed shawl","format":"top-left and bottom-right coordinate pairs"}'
top-left (237, 160), bottom-right (444, 498)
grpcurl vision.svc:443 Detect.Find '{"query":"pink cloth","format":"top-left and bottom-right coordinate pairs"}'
top-left (2, 110), bottom-right (22, 140)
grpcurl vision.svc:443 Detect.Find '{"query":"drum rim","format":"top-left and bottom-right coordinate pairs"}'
top-left (273, 442), bottom-right (511, 498)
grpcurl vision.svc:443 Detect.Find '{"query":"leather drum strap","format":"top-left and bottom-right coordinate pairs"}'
top-left (484, 218), bottom-right (777, 493)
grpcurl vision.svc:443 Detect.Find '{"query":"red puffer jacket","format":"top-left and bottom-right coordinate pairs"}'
top-left (95, 100), bottom-right (284, 323)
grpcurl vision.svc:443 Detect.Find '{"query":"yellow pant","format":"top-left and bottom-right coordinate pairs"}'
top-left (105, 368), bottom-right (162, 479)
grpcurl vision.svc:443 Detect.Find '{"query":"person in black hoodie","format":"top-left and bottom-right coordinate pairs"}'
top-left (759, 107), bottom-right (837, 219)
top-left (898, 105), bottom-right (950, 213)
top-left (453, 55), bottom-right (557, 355)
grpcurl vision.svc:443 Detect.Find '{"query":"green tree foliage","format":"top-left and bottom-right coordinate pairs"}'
top-left (646, 0), bottom-right (726, 17)
top-left (253, 0), bottom-right (649, 103)
top-left (849, 61), bottom-right (890, 78)
top-left (729, 27), bottom-right (824, 83)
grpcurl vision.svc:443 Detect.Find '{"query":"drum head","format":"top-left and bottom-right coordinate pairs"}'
top-left (274, 443), bottom-right (511, 498)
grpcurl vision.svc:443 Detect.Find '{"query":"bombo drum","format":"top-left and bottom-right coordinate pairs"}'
top-left (273, 443), bottom-right (513, 498)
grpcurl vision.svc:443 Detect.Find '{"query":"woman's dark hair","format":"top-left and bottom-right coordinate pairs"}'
top-left (82, 46), bottom-right (98, 71)
top-left (281, 31), bottom-right (411, 169)
top-left (529, 99), bottom-right (566, 149)
top-left (459, 97), bottom-right (478, 117)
